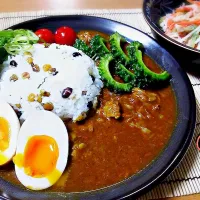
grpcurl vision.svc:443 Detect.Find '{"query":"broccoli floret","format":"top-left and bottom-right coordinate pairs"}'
top-left (90, 35), bottom-right (110, 57)
top-left (127, 41), bottom-right (171, 88)
top-left (98, 54), bottom-right (133, 93)
top-left (73, 39), bottom-right (98, 59)
top-left (115, 63), bottom-right (136, 83)
top-left (109, 32), bottom-right (130, 65)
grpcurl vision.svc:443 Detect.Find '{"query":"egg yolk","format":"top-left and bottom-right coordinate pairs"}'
top-left (0, 117), bottom-right (10, 152)
top-left (23, 135), bottom-right (59, 178)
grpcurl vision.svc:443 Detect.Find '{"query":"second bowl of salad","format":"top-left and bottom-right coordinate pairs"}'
top-left (143, 0), bottom-right (200, 69)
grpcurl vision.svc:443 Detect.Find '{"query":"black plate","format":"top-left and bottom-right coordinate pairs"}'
top-left (143, 0), bottom-right (200, 70)
top-left (0, 15), bottom-right (196, 200)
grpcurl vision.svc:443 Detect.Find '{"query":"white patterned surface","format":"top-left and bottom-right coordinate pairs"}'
top-left (0, 9), bottom-right (199, 200)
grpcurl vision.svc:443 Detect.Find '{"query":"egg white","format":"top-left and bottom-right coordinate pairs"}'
top-left (14, 110), bottom-right (69, 190)
top-left (0, 100), bottom-right (20, 165)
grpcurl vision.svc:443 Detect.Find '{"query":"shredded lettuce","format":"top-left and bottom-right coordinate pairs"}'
top-left (0, 29), bottom-right (39, 64)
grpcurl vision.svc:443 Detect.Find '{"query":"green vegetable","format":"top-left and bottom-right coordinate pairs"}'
top-left (115, 63), bottom-right (135, 83)
top-left (127, 41), bottom-right (171, 88)
top-left (0, 29), bottom-right (39, 63)
top-left (74, 36), bottom-right (110, 60)
top-left (74, 33), bottom-right (171, 92)
top-left (0, 30), bottom-right (15, 63)
top-left (0, 37), bottom-right (8, 47)
top-left (109, 32), bottom-right (130, 65)
top-left (4, 29), bottom-right (39, 55)
top-left (0, 48), bottom-right (8, 64)
top-left (0, 30), bottom-right (14, 39)
top-left (90, 35), bottom-right (110, 57)
top-left (98, 54), bottom-right (133, 93)
top-left (73, 39), bottom-right (98, 60)
top-left (0, 30), bottom-right (14, 47)
top-left (159, 16), bottom-right (165, 27)
top-left (188, 32), bottom-right (199, 48)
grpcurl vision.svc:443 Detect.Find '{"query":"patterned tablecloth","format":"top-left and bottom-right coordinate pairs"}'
top-left (0, 9), bottom-right (200, 200)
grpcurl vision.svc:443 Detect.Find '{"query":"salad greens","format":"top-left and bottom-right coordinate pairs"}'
top-left (0, 29), bottom-right (39, 64)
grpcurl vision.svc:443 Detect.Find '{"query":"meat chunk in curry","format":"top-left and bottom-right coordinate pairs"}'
top-left (103, 100), bottom-right (121, 119)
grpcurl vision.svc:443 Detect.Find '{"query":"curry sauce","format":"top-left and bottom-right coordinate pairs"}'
top-left (51, 56), bottom-right (176, 192)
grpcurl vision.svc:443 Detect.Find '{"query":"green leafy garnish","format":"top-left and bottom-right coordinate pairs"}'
top-left (0, 29), bottom-right (39, 64)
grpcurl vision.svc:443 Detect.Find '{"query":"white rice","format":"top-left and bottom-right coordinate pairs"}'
top-left (0, 44), bottom-right (103, 122)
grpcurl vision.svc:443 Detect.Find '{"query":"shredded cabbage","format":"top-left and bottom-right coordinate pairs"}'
top-left (160, 1), bottom-right (200, 50)
top-left (0, 29), bottom-right (39, 63)
top-left (4, 29), bottom-right (39, 55)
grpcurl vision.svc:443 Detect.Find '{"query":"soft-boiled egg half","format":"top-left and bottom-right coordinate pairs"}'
top-left (0, 100), bottom-right (20, 165)
top-left (13, 110), bottom-right (69, 190)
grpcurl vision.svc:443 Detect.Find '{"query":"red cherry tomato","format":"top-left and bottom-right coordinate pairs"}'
top-left (35, 29), bottom-right (55, 43)
top-left (55, 26), bottom-right (76, 46)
